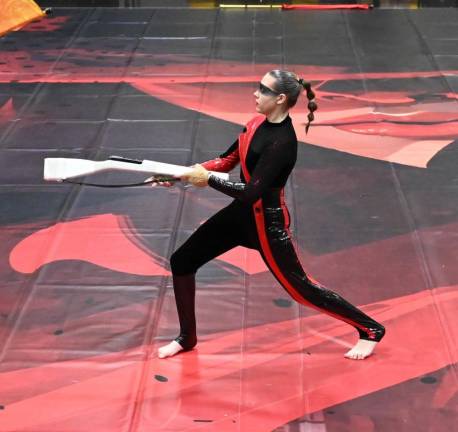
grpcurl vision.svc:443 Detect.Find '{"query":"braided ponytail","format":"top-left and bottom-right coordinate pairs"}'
top-left (298, 78), bottom-right (317, 134)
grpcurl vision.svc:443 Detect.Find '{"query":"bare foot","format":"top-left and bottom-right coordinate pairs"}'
top-left (344, 339), bottom-right (378, 360)
top-left (158, 340), bottom-right (184, 359)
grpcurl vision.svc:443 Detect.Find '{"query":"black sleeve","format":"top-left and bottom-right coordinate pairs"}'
top-left (208, 139), bottom-right (292, 205)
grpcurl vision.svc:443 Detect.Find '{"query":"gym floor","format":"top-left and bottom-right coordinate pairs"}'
top-left (0, 2), bottom-right (457, 431)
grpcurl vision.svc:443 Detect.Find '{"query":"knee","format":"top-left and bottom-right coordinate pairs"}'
top-left (290, 274), bottom-right (329, 304)
top-left (170, 249), bottom-right (195, 276)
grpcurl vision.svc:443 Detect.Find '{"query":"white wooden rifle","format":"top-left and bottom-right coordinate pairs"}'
top-left (43, 156), bottom-right (228, 188)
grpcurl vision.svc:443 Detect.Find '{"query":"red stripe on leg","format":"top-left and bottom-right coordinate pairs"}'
top-left (253, 201), bottom-right (375, 339)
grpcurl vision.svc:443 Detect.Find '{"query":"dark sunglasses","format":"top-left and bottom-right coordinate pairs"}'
top-left (259, 82), bottom-right (280, 96)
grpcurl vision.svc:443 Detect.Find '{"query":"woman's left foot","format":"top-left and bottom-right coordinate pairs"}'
top-left (344, 339), bottom-right (378, 360)
top-left (158, 340), bottom-right (185, 359)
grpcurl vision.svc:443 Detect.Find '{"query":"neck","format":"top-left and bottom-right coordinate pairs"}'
top-left (266, 109), bottom-right (289, 123)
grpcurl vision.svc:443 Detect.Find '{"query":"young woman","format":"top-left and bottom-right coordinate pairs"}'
top-left (157, 70), bottom-right (385, 360)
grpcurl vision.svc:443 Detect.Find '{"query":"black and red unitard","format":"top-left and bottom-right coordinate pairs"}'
top-left (170, 115), bottom-right (385, 350)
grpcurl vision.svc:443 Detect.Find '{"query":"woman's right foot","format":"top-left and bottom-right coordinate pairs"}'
top-left (344, 324), bottom-right (385, 360)
top-left (158, 340), bottom-right (185, 359)
top-left (344, 339), bottom-right (379, 360)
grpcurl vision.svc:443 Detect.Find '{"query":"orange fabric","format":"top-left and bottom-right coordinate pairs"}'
top-left (0, 0), bottom-right (45, 37)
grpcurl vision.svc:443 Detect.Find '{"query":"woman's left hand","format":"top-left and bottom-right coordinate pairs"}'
top-left (182, 164), bottom-right (209, 188)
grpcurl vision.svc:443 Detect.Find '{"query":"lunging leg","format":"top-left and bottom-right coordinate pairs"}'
top-left (158, 203), bottom-right (245, 359)
top-left (257, 208), bottom-right (385, 360)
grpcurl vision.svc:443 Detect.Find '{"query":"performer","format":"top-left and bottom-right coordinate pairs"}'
top-left (156, 70), bottom-right (385, 360)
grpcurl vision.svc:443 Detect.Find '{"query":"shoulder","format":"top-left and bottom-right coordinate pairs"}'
top-left (285, 116), bottom-right (298, 136)
top-left (274, 120), bottom-right (297, 144)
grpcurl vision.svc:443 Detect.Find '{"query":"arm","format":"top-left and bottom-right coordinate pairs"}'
top-left (207, 139), bottom-right (291, 205)
top-left (200, 138), bottom-right (241, 173)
